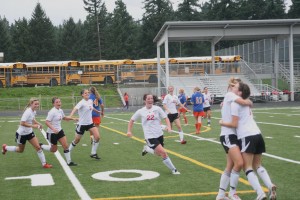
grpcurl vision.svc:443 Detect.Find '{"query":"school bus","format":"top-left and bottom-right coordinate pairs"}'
top-left (0, 63), bottom-right (13, 87)
top-left (216, 55), bottom-right (241, 74)
top-left (79, 59), bottom-right (134, 84)
top-left (22, 61), bottom-right (81, 86)
top-left (0, 62), bottom-right (28, 87)
top-left (132, 58), bottom-right (168, 83)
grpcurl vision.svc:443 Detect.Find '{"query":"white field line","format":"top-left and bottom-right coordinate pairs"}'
top-left (212, 117), bottom-right (300, 129)
top-left (39, 129), bottom-right (91, 200)
top-left (254, 112), bottom-right (300, 116)
top-left (105, 116), bottom-right (300, 165)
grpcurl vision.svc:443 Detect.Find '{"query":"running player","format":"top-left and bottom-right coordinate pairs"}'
top-left (68, 89), bottom-right (102, 160)
top-left (127, 94), bottom-right (180, 175)
top-left (89, 86), bottom-right (104, 143)
top-left (191, 87), bottom-right (205, 134)
top-left (203, 87), bottom-right (212, 127)
top-left (40, 97), bottom-right (78, 166)
top-left (163, 85), bottom-right (187, 144)
top-left (219, 82), bottom-right (276, 200)
top-left (178, 89), bottom-right (188, 125)
top-left (2, 97), bottom-right (52, 168)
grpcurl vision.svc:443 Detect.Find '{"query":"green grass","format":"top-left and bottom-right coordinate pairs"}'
top-left (0, 85), bottom-right (122, 110)
top-left (0, 106), bottom-right (300, 200)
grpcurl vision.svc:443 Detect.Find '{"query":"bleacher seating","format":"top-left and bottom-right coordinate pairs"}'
top-left (169, 74), bottom-right (261, 98)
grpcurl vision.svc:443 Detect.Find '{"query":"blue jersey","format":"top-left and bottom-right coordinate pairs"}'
top-left (191, 92), bottom-right (204, 112)
top-left (178, 93), bottom-right (187, 107)
top-left (89, 93), bottom-right (103, 117)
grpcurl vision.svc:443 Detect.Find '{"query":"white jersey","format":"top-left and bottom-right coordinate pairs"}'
top-left (16, 108), bottom-right (36, 135)
top-left (220, 92), bottom-right (240, 136)
top-left (203, 93), bottom-right (211, 108)
top-left (46, 107), bottom-right (65, 133)
top-left (131, 105), bottom-right (167, 139)
top-left (163, 94), bottom-right (180, 114)
top-left (75, 99), bottom-right (93, 125)
top-left (231, 102), bottom-right (261, 139)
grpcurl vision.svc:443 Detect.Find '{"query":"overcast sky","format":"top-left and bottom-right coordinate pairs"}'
top-left (0, 0), bottom-right (292, 26)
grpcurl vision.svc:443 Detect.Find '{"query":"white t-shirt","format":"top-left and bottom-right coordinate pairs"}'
top-left (16, 108), bottom-right (36, 135)
top-left (220, 92), bottom-right (240, 136)
top-left (203, 93), bottom-right (211, 108)
top-left (75, 99), bottom-right (93, 125)
top-left (131, 105), bottom-right (167, 139)
top-left (46, 107), bottom-right (65, 133)
top-left (231, 102), bottom-right (261, 139)
top-left (162, 94), bottom-right (180, 114)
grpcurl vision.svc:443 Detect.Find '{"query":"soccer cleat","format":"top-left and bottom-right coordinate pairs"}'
top-left (90, 154), bottom-right (101, 160)
top-left (268, 185), bottom-right (277, 200)
top-left (172, 169), bottom-right (181, 175)
top-left (256, 193), bottom-right (267, 200)
top-left (67, 161), bottom-right (77, 166)
top-left (43, 163), bottom-right (53, 168)
top-left (2, 144), bottom-right (7, 155)
top-left (142, 145), bottom-right (148, 156)
top-left (228, 193), bottom-right (241, 200)
top-left (207, 122), bottom-right (211, 127)
top-left (180, 140), bottom-right (187, 144)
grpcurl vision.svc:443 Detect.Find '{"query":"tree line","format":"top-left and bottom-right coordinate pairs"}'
top-left (0, 0), bottom-right (299, 63)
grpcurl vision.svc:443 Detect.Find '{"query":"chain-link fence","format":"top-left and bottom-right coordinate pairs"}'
top-left (0, 95), bottom-right (122, 111)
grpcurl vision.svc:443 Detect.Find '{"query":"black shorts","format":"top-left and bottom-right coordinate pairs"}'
top-left (239, 134), bottom-right (266, 154)
top-left (145, 135), bottom-right (164, 150)
top-left (15, 132), bottom-right (36, 145)
top-left (204, 107), bottom-right (211, 112)
top-left (47, 130), bottom-right (66, 145)
top-left (167, 113), bottom-right (179, 123)
top-left (220, 134), bottom-right (239, 153)
top-left (75, 123), bottom-right (95, 135)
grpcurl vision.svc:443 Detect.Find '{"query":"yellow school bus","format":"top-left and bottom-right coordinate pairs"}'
top-left (79, 59), bottom-right (134, 84)
top-left (24, 61), bottom-right (81, 86)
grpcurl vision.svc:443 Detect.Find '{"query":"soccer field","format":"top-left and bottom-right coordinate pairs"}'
top-left (1, 105), bottom-right (300, 200)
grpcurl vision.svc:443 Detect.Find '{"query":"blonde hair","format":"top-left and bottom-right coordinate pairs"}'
top-left (179, 89), bottom-right (184, 93)
top-left (89, 86), bottom-right (100, 99)
top-left (194, 87), bottom-right (201, 92)
top-left (228, 77), bottom-right (242, 89)
top-left (24, 97), bottom-right (39, 110)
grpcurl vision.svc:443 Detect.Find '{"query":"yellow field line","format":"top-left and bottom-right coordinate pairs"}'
top-left (93, 190), bottom-right (257, 200)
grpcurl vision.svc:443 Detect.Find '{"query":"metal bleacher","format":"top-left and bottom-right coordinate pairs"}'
top-left (169, 74), bottom-right (261, 98)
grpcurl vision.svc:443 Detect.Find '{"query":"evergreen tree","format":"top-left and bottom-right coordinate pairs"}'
top-left (0, 17), bottom-right (12, 62)
top-left (10, 18), bottom-right (31, 62)
top-left (28, 3), bottom-right (56, 61)
top-left (176, 0), bottom-right (201, 21)
top-left (58, 18), bottom-right (85, 60)
top-left (288, 0), bottom-right (300, 18)
top-left (105, 0), bottom-right (139, 59)
top-left (83, 0), bottom-right (107, 60)
top-left (140, 0), bottom-right (175, 58)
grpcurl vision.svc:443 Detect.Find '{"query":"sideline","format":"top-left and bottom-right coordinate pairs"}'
top-left (39, 129), bottom-right (91, 200)
top-left (105, 116), bottom-right (300, 165)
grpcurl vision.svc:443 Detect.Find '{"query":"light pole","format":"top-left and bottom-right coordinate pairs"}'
top-left (96, 13), bottom-right (101, 60)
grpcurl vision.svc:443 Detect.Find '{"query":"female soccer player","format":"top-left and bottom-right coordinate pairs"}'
top-left (40, 97), bottom-right (78, 166)
top-left (219, 82), bottom-right (276, 200)
top-left (163, 85), bottom-right (187, 144)
top-left (127, 94), bottom-right (180, 175)
top-left (89, 86), bottom-right (104, 143)
top-left (178, 89), bottom-right (188, 125)
top-left (203, 87), bottom-right (212, 127)
top-left (216, 78), bottom-right (253, 200)
top-left (191, 87), bottom-right (204, 134)
top-left (2, 97), bottom-right (52, 168)
top-left (68, 89), bottom-right (102, 160)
